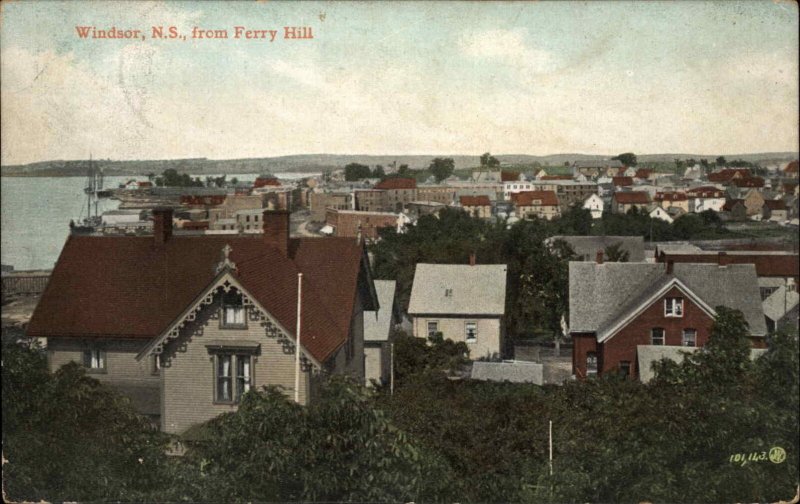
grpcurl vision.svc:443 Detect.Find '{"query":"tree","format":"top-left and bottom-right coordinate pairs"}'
top-left (480, 152), bottom-right (500, 168)
top-left (604, 242), bottom-right (630, 262)
top-left (344, 163), bottom-right (371, 181)
top-left (397, 164), bottom-right (410, 176)
top-left (716, 156), bottom-right (727, 166)
top-left (429, 157), bottom-right (455, 182)
top-left (372, 165), bottom-right (386, 178)
top-left (612, 152), bottom-right (638, 166)
top-left (2, 329), bottom-right (174, 502)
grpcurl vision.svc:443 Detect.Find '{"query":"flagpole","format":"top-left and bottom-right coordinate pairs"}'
top-left (295, 273), bottom-right (303, 403)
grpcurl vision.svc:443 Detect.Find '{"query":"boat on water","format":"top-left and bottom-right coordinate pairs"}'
top-left (83, 157), bottom-right (113, 198)
top-left (72, 156), bottom-right (105, 233)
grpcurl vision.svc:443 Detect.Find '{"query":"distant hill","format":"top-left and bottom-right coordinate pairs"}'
top-left (2, 152), bottom-right (797, 177)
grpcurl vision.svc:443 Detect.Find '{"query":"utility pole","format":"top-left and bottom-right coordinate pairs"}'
top-left (390, 342), bottom-right (395, 395)
top-left (549, 420), bottom-right (553, 476)
top-left (294, 273), bottom-right (303, 403)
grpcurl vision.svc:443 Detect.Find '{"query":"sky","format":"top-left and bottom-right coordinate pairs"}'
top-left (1, 0), bottom-right (798, 165)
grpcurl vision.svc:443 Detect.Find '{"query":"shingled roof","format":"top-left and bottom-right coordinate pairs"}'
top-left (613, 191), bottom-right (650, 205)
top-left (569, 262), bottom-right (767, 339)
top-left (460, 195), bottom-right (491, 207)
top-left (27, 223), bottom-right (373, 364)
top-left (408, 263), bottom-right (507, 316)
top-left (375, 177), bottom-right (417, 190)
top-left (511, 190), bottom-right (559, 207)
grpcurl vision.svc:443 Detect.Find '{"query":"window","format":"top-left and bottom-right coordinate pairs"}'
top-left (152, 354), bottom-right (161, 375)
top-left (83, 349), bottom-right (106, 371)
top-left (465, 321), bottom-right (477, 343)
top-left (427, 321), bottom-right (439, 339)
top-left (664, 297), bottom-right (684, 317)
top-left (651, 328), bottom-right (665, 346)
top-left (222, 291), bottom-right (246, 328)
top-left (586, 352), bottom-right (598, 376)
top-left (620, 361), bottom-right (631, 379)
top-left (215, 354), bottom-right (253, 403)
top-left (682, 329), bottom-right (697, 347)
top-left (760, 287), bottom-right (779, 300)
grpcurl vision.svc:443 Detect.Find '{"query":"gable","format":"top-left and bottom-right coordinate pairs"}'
top-left (597, 279), bottom-right (716, 343)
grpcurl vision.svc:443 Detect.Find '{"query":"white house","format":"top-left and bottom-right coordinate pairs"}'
top-left (649, 205), bottom-right (674, 223)
top-left (582, 194), bottom-right (604, 219)
top-left (364, 280), bottom-right (398, 387)
top-left (503, 180), bottom-right (535, 200)
top-left (408, 261), bottom-right (507, 360)
top-left (686, 186), bottom-right (727, 213)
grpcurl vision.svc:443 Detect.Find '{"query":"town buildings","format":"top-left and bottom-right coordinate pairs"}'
top-left (611, 191), bottom-right (651, 214)
top-left (459, 195), bottom-right (492, 219)
top-left (324, 208), bottom-right (405, 240)
top-left (363, 280), bottom-right (399, 386)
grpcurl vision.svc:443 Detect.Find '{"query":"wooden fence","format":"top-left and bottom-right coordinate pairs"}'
top-left (1, 271), bottom-right (51, 297)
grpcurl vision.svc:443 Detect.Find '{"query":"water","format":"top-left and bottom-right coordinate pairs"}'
top-left (0, 172), bottom-right (318, 271)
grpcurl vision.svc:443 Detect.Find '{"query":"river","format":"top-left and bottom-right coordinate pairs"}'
top-left (0, 173), bottom-right (317, 271)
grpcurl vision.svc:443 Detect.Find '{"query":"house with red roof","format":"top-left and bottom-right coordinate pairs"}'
top-left (784, 160), bottom-right (798, 175)
top-left (654, 192), bottom-right (689, 213)
top-left (612, 176), bottom-right (634, 188)
top-left (707, 168), bottom-right (752, 184)
top-left (28, 210), bottom-right (378, 434)
top-left (374, 177), bottom-right (417, 211)
top-left (611, 191), bottom-right (651, 214)
top-left (459, 195), bottom-right (492, 219)
top-left (511, 190), bottom-right (560, 220)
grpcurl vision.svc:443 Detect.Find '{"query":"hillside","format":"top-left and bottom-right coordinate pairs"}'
top-left (2, 152), bottom-right (796, 177)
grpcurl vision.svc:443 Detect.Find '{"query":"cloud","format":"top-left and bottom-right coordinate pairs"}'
top-left (459, 29), bottom-right (557, 74)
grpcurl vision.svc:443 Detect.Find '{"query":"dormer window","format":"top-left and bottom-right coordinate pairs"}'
top-left (444, 288), bottom-right (453, 297)
top-left (664, 297), bottom-right (684, 317)
top-left (221, 291), bottom-right (246, 328)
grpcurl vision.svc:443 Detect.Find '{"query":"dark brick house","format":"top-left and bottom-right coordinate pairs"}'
top-left (569, 259), bottom-right (767, 380)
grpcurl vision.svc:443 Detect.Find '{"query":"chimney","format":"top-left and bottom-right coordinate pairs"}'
top-left (595, 250), bottom-right (604, 264)
top-left (153, 208), bottom-right (173, 246)
top-left (263, 210), bottom-right (290, 255)
top-left (666, 260), bottom-right (674, 275)
top-left (469, 252), bottom-right (476, 266)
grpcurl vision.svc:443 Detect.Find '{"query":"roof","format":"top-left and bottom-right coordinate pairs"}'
top-left (549, 235), bottom-right (646, 262)
top-left (364, 280), bottom-right (396, 342)
top-left (408, 263), bottom-right (507, 316)
top-left (27, 234), bottom-right (371, 364)
top-left (686, 186), bottom-right (725, 198)
top-left (634, 169), bottom-right (653, 179)
top-left (733, 177), bottom-right (765, 188)
top-left (612, 176), bottom-right (633, 186)
top-left (659, 251), bottom-right (799, 278)
top-left (722, 199), bottom-right (744, 211)
top-left (708, 168), bottom-right (751, 183)
top-left (764, 199), bottom-right (787, 211)
top-left (762, 285), bottom-right (800, 322)
top-left (636, 345), bottom-right (767, 383)
top-left (511, 190), bottom-right (559, 207)
top-left (471, 361), bottom-right (543, 384)
top-left (460, 195), bottom-right (491, 206)
top-left (500, 170), bottom-right (520, 182)
top-left (539, 175), bottom-right (572, 180)
top-left (613, 191), bottom-right (650, 204)
top-left (375, 177), bottom-right (417, 190)
top-left (784, 160), bottom-right (798, 173)
top-left (654, 192), bottom-right (687, 202)
top-left (569, 262), bottom-right (768, 338)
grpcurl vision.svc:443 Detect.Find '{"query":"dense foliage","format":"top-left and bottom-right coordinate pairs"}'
top-left (4, 311), bottom-right (798, 502)
top-left (2, 328), bottom-right (173, 502)
top-left (153, 168), bottom-right (205, 187)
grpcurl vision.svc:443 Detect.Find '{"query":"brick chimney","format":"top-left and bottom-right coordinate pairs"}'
top-left (595, 250), bottom-right (604, 264)
top-left (666, 260), bottom-right (674, 275)
top-left (469, 252), bottom-right (476, 266)
top-left (263, 210), bottom-right (290, 255)
top-left (153, 208), bottom-right (173, 246)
